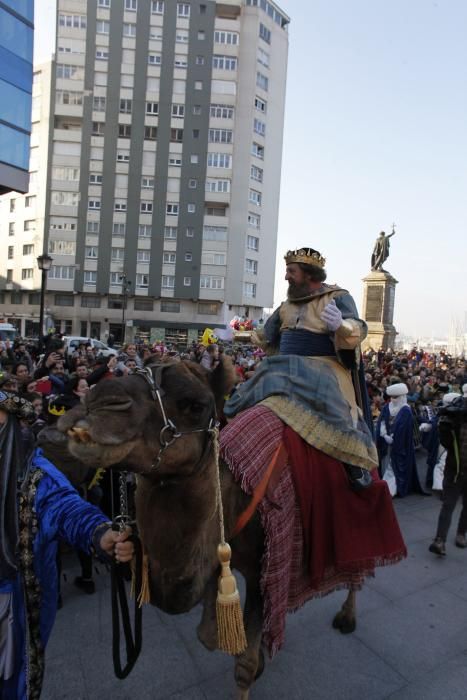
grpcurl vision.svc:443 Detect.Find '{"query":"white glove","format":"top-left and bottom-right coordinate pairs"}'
top-left (419, 423), bottom-right (432, 433)
top-left (384, 435), bottom-right (394, 445)
top-left (320, 300), bottom-right (343, 331)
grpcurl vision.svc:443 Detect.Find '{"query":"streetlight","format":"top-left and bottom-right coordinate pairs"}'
top-left (119, 273), bottom-right (131, 345)
top-left (37, 253), bottom-right (53, 354)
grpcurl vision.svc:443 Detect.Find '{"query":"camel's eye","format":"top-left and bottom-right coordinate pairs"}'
top-left (176, 398), bottom-right (205, 415)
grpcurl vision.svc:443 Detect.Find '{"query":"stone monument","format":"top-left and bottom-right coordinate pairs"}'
top-left (362, 226), bottom-right (398, 351)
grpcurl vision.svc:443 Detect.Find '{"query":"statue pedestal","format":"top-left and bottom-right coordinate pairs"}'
top-left (361, 271), bottom-right (398, 351)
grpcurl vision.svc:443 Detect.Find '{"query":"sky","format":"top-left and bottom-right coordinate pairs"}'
top-left (34, 0), bottom-right (467, 338)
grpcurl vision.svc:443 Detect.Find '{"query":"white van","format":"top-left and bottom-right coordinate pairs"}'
top-left (62, 336), bottom-right (115, 358)
top-left (0, 323), bottom-right (19, 342)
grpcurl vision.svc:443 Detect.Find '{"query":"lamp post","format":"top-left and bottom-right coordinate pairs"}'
top-left (119, 273), bottom-right (131, 345)
top-left (37, 253), bottom-right (53, 354)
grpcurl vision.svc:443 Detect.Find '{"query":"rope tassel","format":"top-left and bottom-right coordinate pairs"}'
top-left (216, 543), bottom-right (247, 655)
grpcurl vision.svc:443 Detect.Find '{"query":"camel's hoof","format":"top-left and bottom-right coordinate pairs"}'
top-left (196, 621), bottom-right (217, 652)
top-left (332, 611), bottom-right (356, 634)
top-left (235, 652), bottom-right (260, 691)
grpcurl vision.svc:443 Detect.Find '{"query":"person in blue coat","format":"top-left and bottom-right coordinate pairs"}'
top-left (376, 383), bottom-right (422, 497)
top-left (0, 392), bottom-right (133, 700)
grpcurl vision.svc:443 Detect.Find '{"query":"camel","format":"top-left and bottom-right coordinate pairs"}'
top-left (56, 357), bottom-right (388, 697)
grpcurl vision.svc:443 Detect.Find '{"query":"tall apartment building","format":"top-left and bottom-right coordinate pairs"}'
top-left (0, 0), bottom-right (289, 345)
top-left (0, 0), bottom-right (34, 194)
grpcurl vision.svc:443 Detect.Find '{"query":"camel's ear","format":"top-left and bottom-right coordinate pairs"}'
top-left (209, 355), bottom-right (236, 412)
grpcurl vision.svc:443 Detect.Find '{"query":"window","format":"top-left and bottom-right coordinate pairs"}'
top-left (249, 189), bottom-right (262, 206)
top-left (192, 105), bottom-right (202, 115)
top-left (202, 251), bottom-right (226, 265)
top-left (117, 151), bottom-right (130, 162)
top-left (23, 244), bottom-right (34, 255)
top-left (186, 227), bottom-right (194, 237)
top-left (206, 179), bottom-right (230, 193)
top-left (96, 20), bottom-right (110, 34)
top-left (164, 226), bottom-right (177, 239)
top-left (210, 104), bottom-right (234, 119)
top-left (259, 23), bottom-right (271, 44)
top-left (245, 259), bottom-right (258, 274)
top-left (251, 142), bottom-right (264, 159)
top-left (81, 296), bottom-right (101, 308)
top-left (151, 1), bottom-right (164, 14)
top-left (110, 248), bottom-right (124, 262)
top-left (247, 235), bottom-right (259, 251)
top-left (137, 250), bottom-right (150, 263)
top-left (144, 126), bottom-right (158, 140)
top-left (214, 31), bottom-right (239, 45)
top-left (198, 302), bottom-right (218, 315)
top-left (163, 252), bottom-right (176, 264)
top-left (49, 240), bottom-right (76, 255)
top-left (255, 96), bottom-right (267, 113)
top-left (24, 220), bottom-right (36, 231)
top-left (249, 166), bottom-right (264, 186)
top-left (190, 154), bottom-right (199, 164)
top-left (172, 104), bottom-right (185, 118)
top-left (109, 272), bottom-right (121, 286)
top-left (53, 166), bottom-right (80, 181)
top-left (200, 276), bottom-right (224, 290)
top-left (184, 277), bottom-right (191, 286)
top-left (148, 54), bottom-right (161, 65)
top-left (203, 225), bottom-right (228, 241)
top-left (177, 3), bottom-right (190, 16)
top-left (195, 56), bottom-right (205, 65)
top-left (256, 72), bottom-right (269, 91)
top-left (166, 203), bottom-right (179, 216)
top-left (120, 99), bottom-right (132, 114)
top-left (98, 0), bottom-right (111, 6)
top-left (195, 81), bottom-right (203, 90)
top-left (28, 293), bottom-right (41, 305)
top-left (257, 47), bottom-right (270, 67)
top-left (134, 299), bottom-right (154, 311)
top-left (84, 271), bottom-right (97, 284)
top-left (8, 246), bottom-right (14, 259)
top-left (176, 31), bottom-right (189, 43)
top-left (188, 179), bottom-right (197, 189)
top-left (123, 23), bottom-right (136, 37)
top-left (254, 118), bottom-right (266, 136)
top-left (92, 122), bottom-right (105, 136)
top-left (85, 246), bottom-right (98, 259)
top-left (174, 56), bottom-right (188, 68)
top-left (141, 177), bottom-right (154, 189)
top-left (49, 266), bottom-right (75, 280)
top-left (114, 201), bottom-right (127, 212)
top-left (138, 225), bottom-right (152, 237)
top-left (59, 13), bottom-right (87, 28)
top-left (89, 173), bottom-right (103, 184)
top-left (55, 294), bottom-right (74, 306)
top-left (6, 270), bottom-right (12, 282)
top-left (119, 124), bottom-right (131, 138)
top-left (169, 155), bottom-right (182, 166)
top-left (213, 55), bottom-right (237, 71)
top-left (96, 49), bottom-right (109, 60)
top-left (136, 273), bottom-right (150, 288)
top-left (9, 223), bottom-right (15, 235)
top-left (161, 301), bottom-right (180, 313)
top-left (162, 275), bottom-right (175, 288)
top-left (170, 128), bottom-right (183, 142)
top-left (140, 202), bottom-right (153, 213)
top-left (88, 199), bottom-right (101, 210)
top-left (51, 191), bottom-right (80, 206)
top-left (87, 221), bottom-right (100, 234)
top-left (205, 206), bottom-right (227, 217)
top-left (207, 152), bottom-right (232, 169)
top-left (57, 89), bottom-right (83, 105)
top-left (22, 269), bottom-right (33, 280)
top-left (25, 196), bottom-right (36, 207)
top-left (146, 102), bottom-right (159, 115)
top-left (125, 0), bottom-right (137, 10)
top-left (209, 129), bottom-right (233, 144)
top-left (9, 200), bottom-right (15, 212)
top-left (248, 212), bottom-right (261, 228)
top-left (244, 282), bottom-right (257, 298)
top-left (187, 203), bottom-right (196, 213)
top-left (198, 30), bottom-right (205, 40)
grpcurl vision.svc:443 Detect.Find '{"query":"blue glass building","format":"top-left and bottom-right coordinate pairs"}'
top-left (0, 0), bottom-right (34, 194)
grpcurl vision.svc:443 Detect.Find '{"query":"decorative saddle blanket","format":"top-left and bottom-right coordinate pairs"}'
top-left (220, 404), bottom-right (406, 657)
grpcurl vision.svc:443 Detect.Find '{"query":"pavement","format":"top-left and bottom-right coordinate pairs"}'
top-left (42, 481), bottom-right (467, 699)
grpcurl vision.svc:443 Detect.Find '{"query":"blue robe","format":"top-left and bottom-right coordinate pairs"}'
top-left (376, 404), bottom-right (421, 497)
top-left (0, 449), bottom-right (109, 700)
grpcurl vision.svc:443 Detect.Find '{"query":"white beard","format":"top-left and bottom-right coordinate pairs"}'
top-left (389, 396), bottom-right (407, 417)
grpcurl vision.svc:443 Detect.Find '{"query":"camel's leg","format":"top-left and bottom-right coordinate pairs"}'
top-left (332, 590), bottom-right (356, 634)
top-left (197, 575), bottom-right (218, 651)
top-left (234, 576), bottom-right (264, 693)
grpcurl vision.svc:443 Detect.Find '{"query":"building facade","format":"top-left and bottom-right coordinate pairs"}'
top-left (0, 0), bottom-right (289, 345)
top-left (0, 0), bottom-right (34, 194)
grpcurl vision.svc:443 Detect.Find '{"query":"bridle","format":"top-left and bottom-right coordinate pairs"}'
top-left (133, 364), bottom-right (218, 474)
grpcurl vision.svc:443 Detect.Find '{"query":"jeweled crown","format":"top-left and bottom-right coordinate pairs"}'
top-left (284, 247), bottom-right (326, 269)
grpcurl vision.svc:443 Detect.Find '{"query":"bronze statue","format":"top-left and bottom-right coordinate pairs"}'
top-left (371, 229), bottom-right (395, 271)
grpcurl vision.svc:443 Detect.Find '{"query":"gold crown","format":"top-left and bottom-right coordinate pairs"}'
top-left (284, 247), bottom-right (326, 269)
